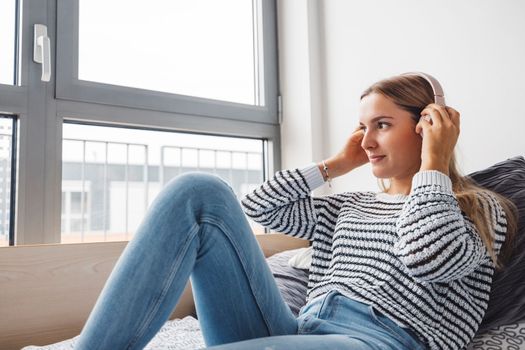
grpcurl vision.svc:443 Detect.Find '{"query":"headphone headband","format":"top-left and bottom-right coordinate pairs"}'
top-left (401, 72), bottom-right (446, 106)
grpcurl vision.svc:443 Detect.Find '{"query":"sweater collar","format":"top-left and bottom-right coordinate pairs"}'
top-left (375, 191), bottom-right (409, 202)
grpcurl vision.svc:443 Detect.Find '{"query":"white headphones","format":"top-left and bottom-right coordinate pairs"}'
top-left (401, 71), bottom-right (446, 107)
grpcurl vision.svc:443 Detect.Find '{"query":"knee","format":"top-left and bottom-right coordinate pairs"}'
top-left (160, 172), bottom-right (236, 207)
top-left (136, 173), bottom-right (239, 241)
top-left (175, 172), bottom-right (233, 194)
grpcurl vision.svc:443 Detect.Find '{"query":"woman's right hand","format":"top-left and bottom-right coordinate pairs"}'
top-left (319, 126), bottom-right (369, 179)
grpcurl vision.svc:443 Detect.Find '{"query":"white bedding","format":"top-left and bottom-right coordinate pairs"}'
top-left (22, 316), bottom-right (205, 350)
top-left (22, 316), bottom-right (525, 350)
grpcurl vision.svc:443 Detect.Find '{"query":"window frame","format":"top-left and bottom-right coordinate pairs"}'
top-left (1, 0), bottom-right (281, 245)
top-left (55, 0), bottom-right (279, 124)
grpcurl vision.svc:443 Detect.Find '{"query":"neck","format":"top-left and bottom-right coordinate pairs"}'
top-left (384, 177), bottom-right (413, 196)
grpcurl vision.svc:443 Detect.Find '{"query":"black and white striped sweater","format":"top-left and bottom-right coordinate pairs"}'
top-left (241, 164), bottom-right (507, 350)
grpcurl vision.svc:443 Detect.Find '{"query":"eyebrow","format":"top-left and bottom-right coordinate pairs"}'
top-left (359, 116), bottom-right (394, 125)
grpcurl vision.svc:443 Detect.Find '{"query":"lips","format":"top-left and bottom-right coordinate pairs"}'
top-left (369, 155), bottom-right (386, 163)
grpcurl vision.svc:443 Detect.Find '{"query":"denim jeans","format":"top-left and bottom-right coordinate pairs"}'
top-left (76, 173), bottom-right (427, 350)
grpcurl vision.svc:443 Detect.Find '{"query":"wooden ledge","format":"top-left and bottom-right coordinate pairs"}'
top-left (0, 234), bottom-right (308, 349)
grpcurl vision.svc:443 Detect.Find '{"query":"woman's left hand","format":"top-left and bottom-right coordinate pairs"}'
top-left (415, 104), bottom-right (460, 175)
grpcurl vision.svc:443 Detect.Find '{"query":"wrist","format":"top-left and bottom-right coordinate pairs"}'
top-left (420, 160), bottom-right (449, 176)
top-left (319, 160), bottom-right (332, 188)
top-left (323, 157), bottom-right (353, 179)
top-left (318, 162), bottom-right (328, 181)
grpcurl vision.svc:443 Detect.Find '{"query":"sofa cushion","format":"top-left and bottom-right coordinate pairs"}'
top-left (467, 156), bottom-right (525, 332)
top-left (266, 248), bottom-right (309, 316)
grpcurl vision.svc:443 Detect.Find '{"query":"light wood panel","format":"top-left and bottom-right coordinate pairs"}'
top-left (0, 234), bottom-right (308, 350)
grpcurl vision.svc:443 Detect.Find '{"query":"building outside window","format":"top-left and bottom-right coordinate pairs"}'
top-left (61, 123), bottom-right (267, 243)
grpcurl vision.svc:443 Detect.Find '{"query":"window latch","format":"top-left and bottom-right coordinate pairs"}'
top-left (33, 24), bottom-right (51, 82)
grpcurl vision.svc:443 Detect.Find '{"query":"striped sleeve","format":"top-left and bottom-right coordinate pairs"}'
top-left (241, 164), bottom-right (344, 241)
top-left (394, 170), bottom-right (507, 283)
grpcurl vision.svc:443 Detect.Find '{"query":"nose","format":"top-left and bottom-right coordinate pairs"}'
top-left (360, 130), bottom-right (377, 150)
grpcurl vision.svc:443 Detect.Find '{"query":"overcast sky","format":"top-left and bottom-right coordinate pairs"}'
top-left (2, 1), bottom-right (263, 168)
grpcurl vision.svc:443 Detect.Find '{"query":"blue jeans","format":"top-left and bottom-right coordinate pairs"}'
top-left (76, 173), bottom-right (427, 350)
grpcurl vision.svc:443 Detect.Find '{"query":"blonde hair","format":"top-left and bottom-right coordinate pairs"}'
top-left (361, 75), bottom-right (518, 269)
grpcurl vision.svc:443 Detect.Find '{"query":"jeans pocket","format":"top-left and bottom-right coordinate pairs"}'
top-left (368, 306), bottom-right (421, 350)
top-left (297, 314), bottom-right (322, 335)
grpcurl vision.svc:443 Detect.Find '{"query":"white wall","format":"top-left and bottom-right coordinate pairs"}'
top-left (277, 1), bottom-right (324, 174)
top-left (278, 0), bottom-right (525, 195)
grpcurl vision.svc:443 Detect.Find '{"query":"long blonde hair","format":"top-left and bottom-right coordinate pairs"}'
top-left (361, 74), bottom-right (518, 269)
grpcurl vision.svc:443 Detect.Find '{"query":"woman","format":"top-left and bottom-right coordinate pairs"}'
top-left (76, 73), bottom-right (517, 350)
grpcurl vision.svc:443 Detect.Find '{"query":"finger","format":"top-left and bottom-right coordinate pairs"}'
top-left (422, 115), bottom-right (432, 123)
top-left (421, 105), bottom-right (444, 126)
top-left (353, 126), bottom-right (365, 136)
top-left (445, 107), bottom-right (461, 128)
top-left (351, 127), bottom-right (365, 143)
top-left (430, 103), bottom-right (452, 119)
top-left (415, 116), bottom-right (429, 135)
top-left (445, 106), bottom-right (458, 115)
top-left (440, 106), bottom-right (460, 133)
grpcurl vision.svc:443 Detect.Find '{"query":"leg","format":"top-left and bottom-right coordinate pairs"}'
top-left (205, 334), bottom-right (396, 350)
top-left (75, 173), bottom-right (297, 350)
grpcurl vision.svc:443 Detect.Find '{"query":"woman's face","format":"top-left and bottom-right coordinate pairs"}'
top-left (358, 92), bottom-right (423, 180)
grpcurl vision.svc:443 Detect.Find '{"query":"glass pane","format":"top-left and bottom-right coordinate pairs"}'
top-left (0, 117), bottom-right (14, 247)
top-left (62, 123), bottom-right (266, 244)
top-left (79, 0), bottom-right (261, 105)
top-left (70, 192), bottom-right (83, 213)
top-left (0, 0), bottom-right (17, 85)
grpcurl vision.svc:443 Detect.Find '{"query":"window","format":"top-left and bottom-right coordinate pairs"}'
top-left (0, 0), bottom-right (20, 246)
top-left (1, 0), bottom-right (279, 246)
top-left (62, 123), bottom-right (267, 243)
top-left (0, 0), bottom-right (17, 85)
top-left (57, 0), bottom-right (279, 123)
top-left (79, 0), bottom-right (259, 105)
top-left (0, 116), bottom-right (16, 247)
top-left (61, 183), bottom-right (91, 242)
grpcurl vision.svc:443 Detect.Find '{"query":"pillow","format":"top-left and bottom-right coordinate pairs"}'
top-left (466, 155), bottom-right (525, 332)
top-left (287, 247), bottom-right (313, 270)
top-left (465, 320), bottom-right (525, 350)
top-left (266, 248), bottom-right (309, 316)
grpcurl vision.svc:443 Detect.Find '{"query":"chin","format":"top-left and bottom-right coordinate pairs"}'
top-left (371, 167), bottom-right (390, 179)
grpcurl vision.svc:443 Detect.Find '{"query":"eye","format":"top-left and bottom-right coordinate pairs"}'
top-left (359, 122), bottom-right (390, 131)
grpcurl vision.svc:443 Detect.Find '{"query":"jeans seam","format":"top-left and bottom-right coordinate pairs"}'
top-left (126, 223), bottom-right (200, 350)
top-left (297, 314), bottom-right (314, 334)
top-left (298, 291), bottom-right (337, 335)
top-left (316, 291), bottom-right (331, 318)
top-left (200, 215), bottom-right (279, 336)
top-left (368, 306), bottom-right (415, 349)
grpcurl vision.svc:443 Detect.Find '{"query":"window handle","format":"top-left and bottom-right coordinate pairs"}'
top-left (33, 24), bottom-right (51, 82)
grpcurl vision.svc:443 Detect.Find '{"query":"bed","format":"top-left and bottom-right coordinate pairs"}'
top-left (20, 246), bottom-right (525, 350)
top-left (21, 156), bottom-right (525, 350)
